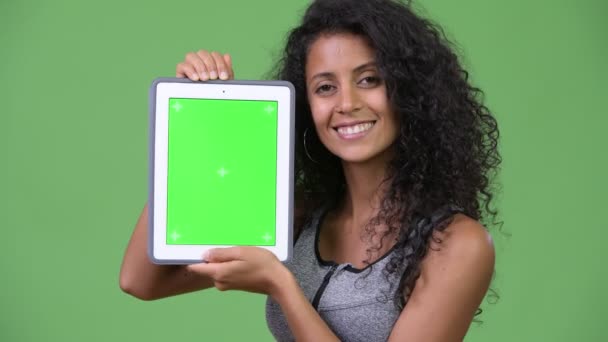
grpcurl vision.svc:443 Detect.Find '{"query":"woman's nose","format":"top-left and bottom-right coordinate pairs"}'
top-left (336, 85), bottom-right (362, 114)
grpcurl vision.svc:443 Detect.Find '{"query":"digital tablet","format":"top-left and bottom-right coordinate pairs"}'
top-left (148, 78), bottom-right (295, 264)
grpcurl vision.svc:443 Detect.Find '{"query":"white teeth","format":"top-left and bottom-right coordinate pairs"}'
top-left (337, 122), bottom-right (374, 135)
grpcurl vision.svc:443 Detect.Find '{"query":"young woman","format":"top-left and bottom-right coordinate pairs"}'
top-left (120, 0), bottom-right (501, 341)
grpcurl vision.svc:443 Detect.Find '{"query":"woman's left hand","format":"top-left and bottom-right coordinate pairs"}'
top-left (186, 247), bottom-right (288, 297)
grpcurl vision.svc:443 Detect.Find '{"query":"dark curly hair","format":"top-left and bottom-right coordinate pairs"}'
top-left (273, 0), bottom-right (501, 310)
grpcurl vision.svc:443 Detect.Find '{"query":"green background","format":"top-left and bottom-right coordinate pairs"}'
top-left (166, 98), bottom-right (277, 246)
top-left (1, 0), bottom-right (606, 341)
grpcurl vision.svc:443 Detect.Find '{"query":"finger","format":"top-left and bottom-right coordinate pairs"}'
top-left (211, 51), bottom-right (229, 80)
top-left (205, 247), bottom-right (244, 263)
top-left (176, 62), bottom-right (199, 81)
top-left (186, 51), bottom-right (210, 81)
top-left (211, 51), bottom-right (230, 80)
top-left (196, 50), bottom-right (219, 80)
top-left (186, 262), bottom-right (220, 278)
top-left (223, 53), bottom-right (234, 79)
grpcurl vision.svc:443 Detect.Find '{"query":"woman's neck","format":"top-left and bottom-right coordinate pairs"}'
top-left (336, 149), bottom-right (394, 232)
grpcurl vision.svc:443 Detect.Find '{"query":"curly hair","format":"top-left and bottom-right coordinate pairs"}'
top-left (273, 0), bottom-right (501, 310)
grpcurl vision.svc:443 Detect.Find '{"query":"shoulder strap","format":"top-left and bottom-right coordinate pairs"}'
top-left (430, 204), bottom-right (464, 226)
top-left (409, 204), bottom-right (465, 239)
top-left (293, 206), bottom-right (327, 246)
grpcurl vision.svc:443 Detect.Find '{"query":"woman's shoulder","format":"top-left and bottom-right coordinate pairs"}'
top-left (420, 205), bottom-right (494, 257)
top-left (421, 213), bottom-right (495, 283)
top-left (442, 214), bottom-right (494, 257)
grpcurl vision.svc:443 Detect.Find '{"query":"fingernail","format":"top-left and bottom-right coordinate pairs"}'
top-left (200, 71), bottom-right (208, 80)
top-left (209, 70), bottom-right (218, 79)
top-left (190, 73), bottom-right (199, 81)
top-left (202, 250), bottom-right (211, 261)
top-left (219, 71), bottom-right (228, 80)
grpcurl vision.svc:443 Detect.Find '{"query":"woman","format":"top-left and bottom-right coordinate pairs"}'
top-left (120, 0), bottom-right (500, 341)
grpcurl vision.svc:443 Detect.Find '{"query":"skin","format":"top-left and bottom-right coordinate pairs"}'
top-left (120, 33), bottom-right (495, 342)
top-left (307, 33), bottom-right (401, 262)
top-left (306, 34), bottom-right (399, 166)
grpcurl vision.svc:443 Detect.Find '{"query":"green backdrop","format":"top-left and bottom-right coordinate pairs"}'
top-left (1, 0), bottom-right (606, 341)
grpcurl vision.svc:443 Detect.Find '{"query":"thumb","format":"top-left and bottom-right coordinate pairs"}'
top-left (186, 262), bottom-right (219, 278)
top-left (204, 247), bottom-right (243, 263)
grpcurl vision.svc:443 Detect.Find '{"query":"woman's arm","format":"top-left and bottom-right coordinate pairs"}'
top-left (186, 247), bottom-right (341, 341)
top-left (119, 202), bottom-right (214, 300)
top-left (120, 50), bottom-right (235, 300)
top-left (272, 266), bottom-right (341, 342)
top-left (387, 214), bottom-right (496, 342)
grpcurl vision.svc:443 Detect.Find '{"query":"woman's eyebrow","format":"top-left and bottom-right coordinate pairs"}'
top-left (308, 61), bottom-right (377, 83)
top-left (309, 71), bottom-right (334, 82)
top-left (352, 61), bottom-right (377, 73)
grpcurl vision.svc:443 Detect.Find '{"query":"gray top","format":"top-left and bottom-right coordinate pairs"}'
top-left (265, 205), bottom-right (462, 341)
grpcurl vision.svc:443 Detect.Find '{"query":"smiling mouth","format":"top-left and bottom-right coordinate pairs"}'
top-left (334, 121), bottom-right (376, 139)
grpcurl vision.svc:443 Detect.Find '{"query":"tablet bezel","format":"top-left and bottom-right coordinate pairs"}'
top-left (148, 78), bottom-right (294, 264)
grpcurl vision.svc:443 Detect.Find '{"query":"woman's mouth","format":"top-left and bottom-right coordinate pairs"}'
top-left (334, 121), bottom-right (376, 139)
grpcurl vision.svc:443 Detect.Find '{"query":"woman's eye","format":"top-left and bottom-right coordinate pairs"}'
top-left (359, 76), bottom-right (380, 86)
top-left (315, 84), bottom-right (334, 94)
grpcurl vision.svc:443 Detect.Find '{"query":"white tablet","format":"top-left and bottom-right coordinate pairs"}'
top-left (148, 78), bottom-right (295, 264)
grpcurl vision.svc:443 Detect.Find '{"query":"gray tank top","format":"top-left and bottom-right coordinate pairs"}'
top-left (265, 205), bottom-right (461, 341)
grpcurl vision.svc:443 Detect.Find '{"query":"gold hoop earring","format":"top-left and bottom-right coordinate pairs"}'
top-left (303, 128), bottom-right (319, 164)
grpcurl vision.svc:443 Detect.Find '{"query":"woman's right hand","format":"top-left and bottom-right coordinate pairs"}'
top-left (176, 50), bottom-right (234, 81)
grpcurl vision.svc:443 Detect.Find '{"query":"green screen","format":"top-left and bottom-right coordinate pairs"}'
top-left (166, 98), bottom-right (277, 245)
top-left (2, 0), bottom-right (607, 341)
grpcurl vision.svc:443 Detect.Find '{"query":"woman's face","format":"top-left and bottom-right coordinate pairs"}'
top-left (305, 33), bottom-right (399, 165)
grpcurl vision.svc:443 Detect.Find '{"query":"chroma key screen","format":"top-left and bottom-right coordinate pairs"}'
top-left (165, 98), bottom-right (278, 246)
